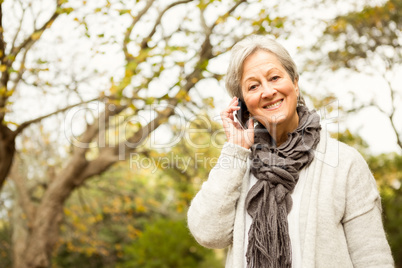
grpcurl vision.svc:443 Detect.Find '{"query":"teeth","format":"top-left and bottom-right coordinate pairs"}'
top-left (264, 100), bottom-right (283, 109)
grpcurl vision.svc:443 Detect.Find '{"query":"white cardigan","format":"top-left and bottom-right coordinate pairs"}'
top-left (187, 129), bottom-right (394, 267)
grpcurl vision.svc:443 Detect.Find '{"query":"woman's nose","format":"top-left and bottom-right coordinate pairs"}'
top-left (261, 83), bottom-right (277, 99)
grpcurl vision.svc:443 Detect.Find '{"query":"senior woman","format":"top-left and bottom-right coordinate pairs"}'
top-left (187, 35), bottom-right (394, 268)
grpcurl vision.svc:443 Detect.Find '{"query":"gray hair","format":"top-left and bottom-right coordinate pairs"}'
top-left (225, 35), bottom-right (305, 105)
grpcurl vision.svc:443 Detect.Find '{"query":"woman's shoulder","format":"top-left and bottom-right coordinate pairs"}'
top-left (319, 133), bottom-right (379, 207)
top-left (327, 135), bottom-right (368, 168)
top-left (322, 135), bottom-right (378, 197)
top-left (317, 129), bottom-right (368, 171)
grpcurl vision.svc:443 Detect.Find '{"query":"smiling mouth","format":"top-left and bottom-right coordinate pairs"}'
top-left (263, 99), bottom-right (283, 109)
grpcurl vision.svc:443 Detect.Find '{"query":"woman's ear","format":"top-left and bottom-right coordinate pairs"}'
top-left (294, 78), bottom-right (299, 96)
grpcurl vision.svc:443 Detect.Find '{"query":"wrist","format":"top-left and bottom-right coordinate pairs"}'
top-left (228, 138), bottom-right (251, 150)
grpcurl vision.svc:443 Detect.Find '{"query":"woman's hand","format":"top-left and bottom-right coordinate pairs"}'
top-left (220, 97), bottom-right (254, 149)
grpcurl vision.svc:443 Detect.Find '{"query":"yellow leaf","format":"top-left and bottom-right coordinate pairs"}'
top-left (31, 32), bottom-right (41, 41)
top-left (85, 247), bottom-right (95, 256)
top-left (127, 225), bottom-right (141, 239)
top-left (216, 17), bottom-right (224, 24)
top-left (64, 208), bottom-right (71, 216)
top-left (0, 65), bottom-right (6, 72)
top-left (134, 197), bottom-right (147, 213)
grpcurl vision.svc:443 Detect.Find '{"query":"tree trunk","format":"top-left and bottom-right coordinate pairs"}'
top-left (0, 125), bottom-right (16, 190)
top-left (20, 156), bottom-right (88, 268)
top-left (22, 203), bottom-right (64, 268)
top-left (11, 190), bottom-right (30, 268)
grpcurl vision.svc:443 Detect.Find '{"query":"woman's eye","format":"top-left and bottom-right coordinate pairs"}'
top-left (249, 84), bottom-right (258, 90)
top-left (271, 76), bottom-right (280, 81)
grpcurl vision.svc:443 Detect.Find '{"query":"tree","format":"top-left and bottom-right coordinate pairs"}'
top-left (367, 152), bottom-right (402, 267)
top-left (46, 114), bottom-right (224, 267)
top-left (0, 0), bottom-right (293, 267)
top-left (312, 0), bottom-right (402, 151)
top-left (119, 218), bottom-right (221, 268)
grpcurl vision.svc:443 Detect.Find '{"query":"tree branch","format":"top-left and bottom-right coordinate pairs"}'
top-left (10, 1), bottom-right (26, 56)
top-left (139, 0), bottom-right (193, 50)
top-left (199, 3), bottom-right (209, 34)
top-left (0, 1), bottom-right (7, 65)
top-left (388, 112), bottom-right (402, 150)
top-left (197, 0), bottom-right (247, 61)
top-left (76, 147), bottom-right (119, 184)
top-left (383, 74), bottom-right (402, 150)
top-left (123, 0), bottom-right (155, 61)
top-left (73, 94), bottom-right (193, 185)
top-left (343, 102), bottom-right (374, 114)
top-left (10, 0), bottom-right (61, 64)
top-left (116, 72), bottom-right (203, 159)
top-left (13, 97), bottom-right (99, 137)
top-left (0, 2), bottom-right (9, 119)
top-left (9, 38), bottom-right (32, 94)
top-left (1, 0), bottom-right (62, 122)
top-left (10, 158), bottom-right (36, 226)
top-left (36, 0), bottom-right (246, 197)
top-left (68, 101), bottom-right (128, 161)
top-left (115, 14), bottom-right (217, 156)
top-left (210, 0), bottom-right (247, 32)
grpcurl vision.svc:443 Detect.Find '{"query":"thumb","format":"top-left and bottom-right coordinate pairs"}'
top-left (245, 119), bottom-right (255, 147)
top-left (247, 118), bottom-right (254, 132)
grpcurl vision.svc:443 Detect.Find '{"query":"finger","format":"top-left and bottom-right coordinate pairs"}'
top-left (220, 107), bottom-right (240, 121)
top-left (224, 97), bottom-right (237, 113)
top-left (222, 117), bottom-right (238, 139)
top-left (225, 104), bottom-right (240, 117)
top-left (221, 116), bottom-right (235, 134)
top-left (247, 118), bottom-right (254, 130)
top-left (233, 121), bottom-right (244, 130)
top-left (246, 119), bottom-right (255, 145)
top-left (228, 96), bottom-right (238, 106)
top-left (226, 97), bottom-right (239, 111)
top-left (227, 98), bottom-right (240, 109)
top-left (222, 106), bottom-right (239, 116)
top-left (220, 111), bottom-right (232, 122)
top-left (230, 97), bottom-right (239, 108)
top-left (221, 118), bottom-right (231, 139)
top-left (223, 115), bottom-right (242, 131)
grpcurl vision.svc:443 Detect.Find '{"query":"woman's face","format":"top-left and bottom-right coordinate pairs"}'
top-left (241, 50), bottom-right (299, 132)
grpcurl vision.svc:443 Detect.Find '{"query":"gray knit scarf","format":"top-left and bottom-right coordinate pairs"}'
top-left (245, 105), bottom-right (321, 268)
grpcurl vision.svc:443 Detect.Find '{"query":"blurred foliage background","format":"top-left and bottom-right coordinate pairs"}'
top-left (0, 0), bottom-right (401, 267)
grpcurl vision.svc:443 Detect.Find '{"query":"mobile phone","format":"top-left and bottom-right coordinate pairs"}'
top-left (235, 99), bottom-right (249, 129)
